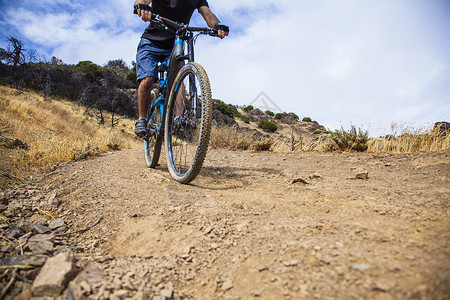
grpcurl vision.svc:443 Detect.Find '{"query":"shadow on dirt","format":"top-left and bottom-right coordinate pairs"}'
top-left (190, 165), bottom-right (279, 190)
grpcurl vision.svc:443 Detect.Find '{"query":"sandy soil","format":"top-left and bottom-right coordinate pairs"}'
top-left (34, 148), bottom-right (450, 299)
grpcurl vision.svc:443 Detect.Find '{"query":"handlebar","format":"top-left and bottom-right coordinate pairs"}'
top-left (151, 13), bottom-right (219, 37)
top-left (133, 6), bottom-right (219, 37)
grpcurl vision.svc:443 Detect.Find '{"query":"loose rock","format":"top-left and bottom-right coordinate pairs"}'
top-left (1, 255), bottom-right (47, 267)
top-left (292, 178), bottom-right (309, 184)
top-left (27, 240), bottom-right (53, 255)
top-left (68, 264), bottom-right (104, 299)
top-left (352, 263), bottom-right (370, 270)
top-left (283, 259), bottom-right (300, 267)
top-left (221, 279), bottom-right (233, 291)
top-left (7, 226), bottom-right (22, 239)
top-left (309, 173), bottom-right (322, 179)
top-left (355, 169), bottom-right (369, 180)
top-left (33, 224), bottom-right (50, 234)
top-left (160, 288), bottom-right (173, 298)
top-left (32, 251), bottom-right (79, 297)
top-left (49, 218), bottom-right (65, 230)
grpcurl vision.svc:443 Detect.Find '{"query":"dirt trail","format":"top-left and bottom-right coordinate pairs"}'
top-left (36, 148), bottom-right (450, 299)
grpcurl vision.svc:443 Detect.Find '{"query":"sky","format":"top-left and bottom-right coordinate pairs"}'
top-left (1, 0), bottom-right (449, 136)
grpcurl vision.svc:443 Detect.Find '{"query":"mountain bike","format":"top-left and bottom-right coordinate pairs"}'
top-left (142, 14), bottom-right (219, 184)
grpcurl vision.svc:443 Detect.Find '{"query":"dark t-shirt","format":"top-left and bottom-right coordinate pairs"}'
top-left (142, 0), bottom-right (209, 50)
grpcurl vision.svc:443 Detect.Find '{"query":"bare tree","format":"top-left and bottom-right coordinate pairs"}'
top-left (0, 36), bottom-right (27, 66)
top-left (27, 49), bottom-right (39, 63)
top-left (288, 128), bottom-right (302, 151)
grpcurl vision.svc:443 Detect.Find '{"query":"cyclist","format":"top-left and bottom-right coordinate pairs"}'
top-left (133, 0), bottom-right (229, 136)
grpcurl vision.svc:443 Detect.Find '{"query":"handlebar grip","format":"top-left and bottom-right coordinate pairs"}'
top-left (133, 4), bottom-right (152, 15)
top-left (209, 28), bottom-right (219, 37)
top-left (214, 23), bottom-right (230, 33)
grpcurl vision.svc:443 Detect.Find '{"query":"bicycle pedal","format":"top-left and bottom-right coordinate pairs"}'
top-left (146, 126), bottom-right (157, 135)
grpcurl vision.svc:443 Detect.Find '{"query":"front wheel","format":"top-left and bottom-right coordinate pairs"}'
top-left (164, 62), bottom-right (213, 184)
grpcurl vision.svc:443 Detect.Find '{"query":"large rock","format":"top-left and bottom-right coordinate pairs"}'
top-left (32, 251), bottom-right (79, 297)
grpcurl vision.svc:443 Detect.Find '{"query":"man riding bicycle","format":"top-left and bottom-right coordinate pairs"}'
top-left (133, 0), bottom-right (229, 136)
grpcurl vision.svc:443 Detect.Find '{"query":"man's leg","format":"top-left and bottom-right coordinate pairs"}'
top-left (134, 76), bottom-right (154, 136)
top-left (134, 38), bottom-right (171, 136)
top-left (174, 83), bottom-right (186, 118)
top-left (138, 76), bottom-right (155, 119)
top-left (134, 38), bottom-right (160, 136)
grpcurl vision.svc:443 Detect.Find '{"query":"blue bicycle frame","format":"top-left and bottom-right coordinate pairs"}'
top-left (145, 61), bottom-right (168, 136)
top-left (145, 34), bottom-right (187, 137)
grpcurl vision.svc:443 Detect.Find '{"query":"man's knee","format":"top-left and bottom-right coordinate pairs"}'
top-left (139, 76), bottom-right (155, 90)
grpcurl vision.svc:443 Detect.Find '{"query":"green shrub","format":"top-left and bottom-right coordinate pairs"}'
top-left (243, 105), bottom-right (254, 112)
top-left (265, 110), bottom-right (274, 116)
top-left (236, 140), bottom-right (251, 150)
top-left (302, 117), bottom-right (312, 122)
top-left (289, 112), bottom-right (299, 120)
top-left (75, 60), bottom-right (103, 83)
top-left (252, 138), bottom-right (273, 151)
top-left (258, 120), bottom-right (278, 132)
top-left (328, 125), bottom-right (369, 152)
top-left (237, 113), bottom-right (250, 123)
top-left (215, 99), bottom-right (235, 118)
top-left (313, 130), bottom-right (322, 134)
top-left (126, 71), bottom-right (137, 83)
top-left (274, 113), bottom-right (282, 119)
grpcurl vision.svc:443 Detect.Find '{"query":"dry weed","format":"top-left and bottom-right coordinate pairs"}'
top-left (209, 126), bottom-right (256, 150)
top-left (368, 122), bottom-right (450, 153)
top-left (272, 133), bottom-right (331, 152)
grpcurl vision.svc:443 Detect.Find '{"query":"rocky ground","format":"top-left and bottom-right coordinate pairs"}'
top-left (1, 148), bottom-right (449, 299)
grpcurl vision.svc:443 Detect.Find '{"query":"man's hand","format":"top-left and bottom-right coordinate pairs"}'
top-left (217, 29), bottom-right (228, 39)
top-left (134, 4), bottom-right (152, 22)
top-left (214, 24), bottom-right (229, 39)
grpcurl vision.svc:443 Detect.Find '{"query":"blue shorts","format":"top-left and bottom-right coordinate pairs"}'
top-left (136, 38), bottom-right (172, 81)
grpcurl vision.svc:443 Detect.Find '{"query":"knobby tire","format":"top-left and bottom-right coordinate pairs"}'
top-left (164, 62), bottom-right (212, 184)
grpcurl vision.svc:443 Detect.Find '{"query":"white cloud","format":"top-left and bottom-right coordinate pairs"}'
top-left (3, 1), bottom-right (144, 65)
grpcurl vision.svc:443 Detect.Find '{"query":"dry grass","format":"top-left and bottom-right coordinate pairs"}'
top-left (368, 122), bottom-right (450, 153)
top-left (0, 86), bottom-right (140, 185)
top-left (271, 133), bottom-right (332, 152)
top-left (209, 126), bottom-right (256, 150)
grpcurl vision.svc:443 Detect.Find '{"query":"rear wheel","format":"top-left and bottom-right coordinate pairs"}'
top-left (144, 88), bottom-right (163, 168)
top-left (164, 62), bottom-right (212, 183)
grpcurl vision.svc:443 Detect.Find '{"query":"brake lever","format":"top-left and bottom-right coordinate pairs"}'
top-left (151, 14), bottom-right (169, 31)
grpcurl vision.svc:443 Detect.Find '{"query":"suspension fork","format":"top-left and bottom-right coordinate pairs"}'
top-left (187, 33), bottom-right (201, 118)
top-left (187, 32), bottom-right (195, 62)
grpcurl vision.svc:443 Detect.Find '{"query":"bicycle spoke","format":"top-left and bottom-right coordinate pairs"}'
top-left (165, 63), bottom-right (212, 183)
